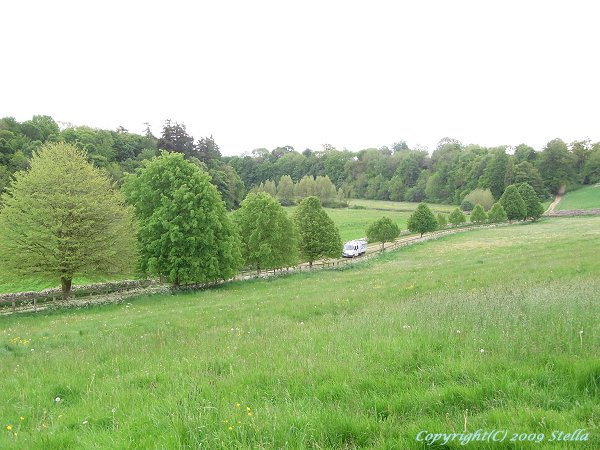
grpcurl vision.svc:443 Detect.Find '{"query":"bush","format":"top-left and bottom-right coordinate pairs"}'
top-left (499, 185), bottom-right (527, 221)
top-left (516, 183), bottom-right (544, 220)
top-left (463, 188), bottom-right (495, 210)
top-left (470, 204), bottom-right (487, 224)
top-left (437, 213), bottom-right (448, 229)
top-left (322, 200), bottom-right (349, 208)
top-left (448, 208), bottom-right (466, 225)
top-left (488, 202), bottom-right (508, 223)
top-left (460, 200), bottom-right (474, 212)
top-left (278, 198), bottom-right (296, 207)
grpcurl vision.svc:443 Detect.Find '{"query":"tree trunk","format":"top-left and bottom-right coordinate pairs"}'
top-left (61, 277), bottom-right (72, 301)
top-left (381, 242), bottom-right (385, 252)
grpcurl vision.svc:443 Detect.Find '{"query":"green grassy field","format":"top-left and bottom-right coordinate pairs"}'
top-left (348, 198), bottom-right (454, 213)
top-left (1, 217), bottom-right (598, 449)
top-left (296, 207), bottom-right (412, 243)
top-left (557, 185), bottom-right (600, 211)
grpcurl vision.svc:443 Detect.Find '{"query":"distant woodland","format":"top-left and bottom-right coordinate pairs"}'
top-left (2, 115), bottom-right (599, 208)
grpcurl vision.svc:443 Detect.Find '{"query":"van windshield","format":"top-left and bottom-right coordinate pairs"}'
top-left (344, 244), bottom-right (354, 250)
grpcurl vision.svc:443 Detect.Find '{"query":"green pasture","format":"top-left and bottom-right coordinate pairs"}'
top-left (284, 206), bottom-right (412, 243)
top-left (347, 198), bottom-right (454, 213)
top-left (1, 217), bottom-right (599, 449)
top-left (557, 185), bottom-right (600, 211)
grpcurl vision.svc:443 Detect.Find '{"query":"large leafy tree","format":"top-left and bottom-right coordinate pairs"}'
top-left (366, 216), bottom-right (400, 251)
top-left (407, 203), bottom-right (437, 237)
top-left (513, 161), bottom-right (547, 199)
top-left (123, 151), bottom-right (242, 286)
top-left (499, 185), bottom-right (527, 221)
top-left (234, 192), bottom-right (298, 273)
top-left (537, 139), bottom-right (576, 194)
top-left (516, 183), bottom-right (544, 220)
top-left (481, 148), bottom-right (511, 199)
top-left (0, 142), bottom-right (137, 300)
top-left (293, 196), bottom-right (341, 266)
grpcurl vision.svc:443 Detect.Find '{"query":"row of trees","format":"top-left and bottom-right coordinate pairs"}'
top-left (406, 182), bottom-right (544, 237)
top-left (4, 115), bottom-right (599, 211)
top-left (0, 144), bottom-right (344, 298)
top-left (0, 117), bottom-right (245, 209)
top-left (227, 138), bottom-right (600, 204)
top-left (252, 174), bottom-right (346, 207)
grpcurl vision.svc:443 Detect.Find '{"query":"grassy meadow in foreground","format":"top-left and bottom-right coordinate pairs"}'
top-left (1, 217), bottom-right (599, 449)
top-left (557, 185), bottom-right (600, 211)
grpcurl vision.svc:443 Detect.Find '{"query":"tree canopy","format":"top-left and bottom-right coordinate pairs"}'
top-left (0, 142), bottom-right (137, 300)
top-left (499, 185), bottom-right (527, 221)
top-left (123, 152), bottom-right (241, 286)
top-left (293, 196), bottom-right (342, 266)
top-left (366, 217), bottom-right (400, 251)
top-left (407, 203), bottom-right (437, 237)
top-left (234, 192), bottom-right (298, 273)
top-left (516, 183), bottom-right (544, 220)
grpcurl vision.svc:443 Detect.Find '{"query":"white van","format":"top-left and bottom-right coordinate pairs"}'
top-left (342, 239), bottom-right (368, 258)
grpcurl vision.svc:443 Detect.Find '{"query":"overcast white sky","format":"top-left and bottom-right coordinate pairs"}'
top-left (2, 0), bottom-right (598, 155)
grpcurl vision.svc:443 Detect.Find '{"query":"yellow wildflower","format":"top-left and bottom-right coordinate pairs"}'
top-left (20, 417), bottom-right (24, 421)
top-left (6, 425), bottom-right (12, 431)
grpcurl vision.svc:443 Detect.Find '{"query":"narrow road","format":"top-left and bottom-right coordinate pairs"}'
top-left (544, 185), bottom-right (566, 215)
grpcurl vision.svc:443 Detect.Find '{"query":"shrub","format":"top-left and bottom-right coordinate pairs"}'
top-left (488, 202), bottom-right (508, 223)
top-left (470, 204), bottom-right (487, 224)
top-left (499, 185), bottom-right (527, 221)
top-left (460, 199), bottom-right (474, 212)
top-left (463, 188), bottom-right (495, 210)
top-left (437, 213), bottom-right (448, 229)
top-left (448, 208), bottom-right (466, 225)
top-left (516, 183), bottom-right (544, 220)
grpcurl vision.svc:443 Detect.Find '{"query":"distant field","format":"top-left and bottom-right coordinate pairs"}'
top-left (1, 217), bottom-right (598, 449)
top-left (348, 198), bottom-right (454, 212)
top-left (292, 199), bottom-right (453, 243)
top-left (285, 206), bottom-right (412, 242)
top-left (556, 184), bottom-right (600, 210)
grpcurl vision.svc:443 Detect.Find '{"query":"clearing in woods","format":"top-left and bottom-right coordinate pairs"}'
top-left (1, 216), bottom-right (598, 449)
